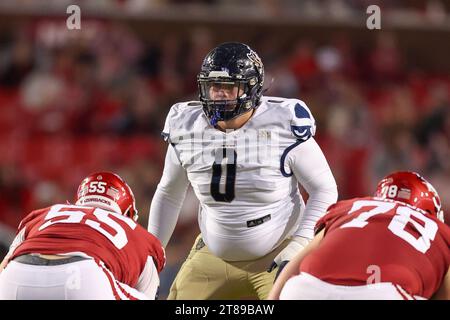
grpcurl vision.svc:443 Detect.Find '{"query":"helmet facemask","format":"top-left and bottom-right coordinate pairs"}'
top-left (198, 74), bottom-right (259, 126)
top-left (124, 204), bottom-right (139, 222)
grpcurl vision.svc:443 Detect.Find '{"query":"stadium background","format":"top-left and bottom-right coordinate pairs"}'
top-left (0, 0), bottom-right (449, 299)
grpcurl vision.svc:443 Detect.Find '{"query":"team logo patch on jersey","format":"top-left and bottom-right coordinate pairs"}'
top-left (258, 130), bottom-right (271, 139)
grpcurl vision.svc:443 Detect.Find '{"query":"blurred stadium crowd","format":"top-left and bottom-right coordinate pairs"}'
top-left (0, 0), bottom-right (449, 297)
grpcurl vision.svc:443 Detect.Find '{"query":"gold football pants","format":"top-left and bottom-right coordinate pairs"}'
top-left (168, 234), bottom-right (289, 300)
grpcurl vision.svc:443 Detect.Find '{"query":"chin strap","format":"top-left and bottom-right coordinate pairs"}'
top-left (210, 110), bottom-right (220, 126)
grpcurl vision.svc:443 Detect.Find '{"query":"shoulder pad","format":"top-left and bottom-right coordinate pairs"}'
top-left (161, 101), bottom-right (203, 143)
top-left (284, 99), bottom-right (316, 141)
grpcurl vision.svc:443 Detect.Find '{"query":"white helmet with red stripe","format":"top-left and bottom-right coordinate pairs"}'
top-left (75, 171), bottom-right (138, 221)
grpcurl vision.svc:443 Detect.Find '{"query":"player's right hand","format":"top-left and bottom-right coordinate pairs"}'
top-left (267, 236), bottom-right (310, 279)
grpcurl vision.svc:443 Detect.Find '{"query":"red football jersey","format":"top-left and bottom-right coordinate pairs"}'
top-left (300, 197), bottom-right (450, 298)
top-left (10, 204), bottom-right (165, 288)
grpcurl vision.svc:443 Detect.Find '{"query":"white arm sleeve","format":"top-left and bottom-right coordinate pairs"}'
top-left (135, 256), bottom-right (159, 299)
top-left (148, 145), bottom-right (190, 247)
top-left (288, 138), bottom-right (338, 240)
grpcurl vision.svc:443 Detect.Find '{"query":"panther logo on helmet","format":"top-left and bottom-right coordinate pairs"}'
top-left (247, 50), bottom-right (263, 69)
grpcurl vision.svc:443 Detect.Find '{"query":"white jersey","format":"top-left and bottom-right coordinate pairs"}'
top-left (157, 96), bottom-right (324, 260)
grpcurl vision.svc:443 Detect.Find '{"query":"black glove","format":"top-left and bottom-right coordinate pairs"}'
top-left (270, 260), bottom-right (290, 282)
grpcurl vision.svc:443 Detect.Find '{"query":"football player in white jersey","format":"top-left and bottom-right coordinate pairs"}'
top-left (148, 42), bottom-right (338, 299)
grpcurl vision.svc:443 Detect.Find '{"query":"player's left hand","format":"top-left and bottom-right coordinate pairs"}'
top-left (267, 236), bottom-right (310, 279)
